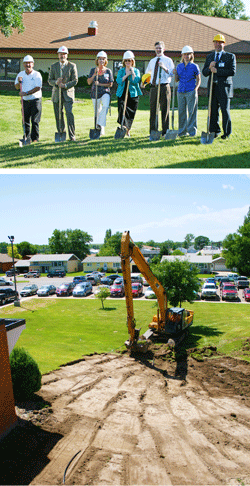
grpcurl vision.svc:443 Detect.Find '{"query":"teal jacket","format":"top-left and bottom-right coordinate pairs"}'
top-left (116, 67), bottom-right (142, 98)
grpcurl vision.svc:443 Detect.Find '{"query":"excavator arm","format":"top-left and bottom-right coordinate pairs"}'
top-left (121, 231), bottom-right (168, 348)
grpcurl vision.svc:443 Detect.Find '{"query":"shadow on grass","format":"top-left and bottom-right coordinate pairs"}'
top-left (1, 135), bottom-right (250, 168)
top-left (100, 307), bottom-right (117, 311)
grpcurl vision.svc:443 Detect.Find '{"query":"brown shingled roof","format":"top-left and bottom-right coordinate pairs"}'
top-left (0, 11), bottom-right (249, 55)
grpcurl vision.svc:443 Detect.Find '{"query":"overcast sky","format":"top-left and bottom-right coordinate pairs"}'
top-left (242, 0), bottom-right (250, 15)
top-left (1, 173), bottom-right (249, 245)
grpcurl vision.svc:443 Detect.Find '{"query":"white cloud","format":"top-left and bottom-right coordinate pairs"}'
top-left (222, 184), bottom-right (234, 190)
top-left (195, 205), bottom-right (210, 213)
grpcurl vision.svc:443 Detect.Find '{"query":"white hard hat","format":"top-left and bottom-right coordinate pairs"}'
top-left (123, 50), bottom-right (135, 60)
top-left (97, 50), bottom-right (107, 58)
top-left (23, 55), bottom-right (34, 63)
top-left (181, 45), bottom-right (194, 54)
top-left (57, 46), bottom-right (68, 54)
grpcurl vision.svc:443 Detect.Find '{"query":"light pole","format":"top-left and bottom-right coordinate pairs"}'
top-left (8, 235), bottom-right (20, 307)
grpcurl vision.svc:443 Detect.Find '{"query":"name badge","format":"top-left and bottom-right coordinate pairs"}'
top-left (219, 62), bottom-right (225, 67)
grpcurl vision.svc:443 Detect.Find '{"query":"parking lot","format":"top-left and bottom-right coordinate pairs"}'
top-left (2, 274), bottom-right (249, 305)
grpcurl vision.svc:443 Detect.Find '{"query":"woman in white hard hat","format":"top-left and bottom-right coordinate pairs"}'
top-left (175, 45), bottom-right (201, 137)
top-left (87, 51), bottom-right (113, 136)
top-left (116, 51), bottom-right (142, 136)
top-left (14, 55), bottom-right (43, 142)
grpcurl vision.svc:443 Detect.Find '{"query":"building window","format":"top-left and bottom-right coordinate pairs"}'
top-left (113, 262), bottom-right (120, 268)
top-left (0, 58), bottom-right (20, 80)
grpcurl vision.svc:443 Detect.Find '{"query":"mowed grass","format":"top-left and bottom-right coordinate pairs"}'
top-left (0, 89), bottom-right (249, 168)
top-left (2, 298), bottom-right (250, 374)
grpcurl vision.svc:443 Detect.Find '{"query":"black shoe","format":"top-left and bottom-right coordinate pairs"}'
top-left (214, 132), bottom-right (221, 139)
top-left (221, 134), bottom-right (229, 140)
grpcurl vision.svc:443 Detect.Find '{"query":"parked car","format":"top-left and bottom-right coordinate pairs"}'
top-left (205, 278), bottom-right (217, 286)
top-left (131, 274), bottom-right (143, 284)
top-left (5, 269), bottom-right (19, 277)
top-left (131, 282), bottom-right (143, 297)
top-left (20, 284), bottom-right (38, 297)
top-left (106, 274), bottom-right (120, 283)
top-left (219, 277), bottom-right (234, 287)
top-left (227, 273), bottom-right (239, 280)
top-left (100, 276), bottom-right (112, 286)
top-left (47, 269), bottom-right (66, 277)
top-left (142, 277), bottom-right (149, 286)
top-left (0, 288), bottom-right (18, 306)
top-left (220, 283), bottom-right (238, 301)
top-left (144, 286), bottom-right (156, 299)
top-left (243, 288), bottom-right (250, 302)
top-left (110, 282), bottom-right (125, 297)
top-left (86, 275), bottom-right (99, 286)
top-left (72, 282), bottom-right (92, 297)
top-left (236, 277), bottom-right (249, 289)
top-left (0, 278), bottom-right (13, 286)
top-left (73, 276), bottom-right (87, 284)
top-left (24, 271), bottom-right (40, 278)
top-left (56, 283), bottom-right (74, 296)
top-left (37, 285), bottom-right (56, 296)
top-left (201, 283), bottom-right (218, 300)
top-left (114, 277), bottom-right (124, 284)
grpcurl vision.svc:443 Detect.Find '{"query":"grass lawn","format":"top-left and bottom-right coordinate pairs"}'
top-left (2, 298), bottom-right (250, 374)
top-left (0, 89), bottom-right (249, 169)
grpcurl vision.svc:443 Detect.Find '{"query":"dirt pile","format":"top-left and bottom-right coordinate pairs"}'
top-left (1, 344), bottom-right (250, 485)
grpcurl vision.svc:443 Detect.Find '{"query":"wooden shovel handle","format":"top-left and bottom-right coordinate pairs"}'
top-left (121, 80), bottom-right (130, 127)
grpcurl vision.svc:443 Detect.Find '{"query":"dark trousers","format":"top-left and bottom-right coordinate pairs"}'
top-left (23, 99), bottom-right (42, 141)
top-left (149, 84), bottom-right (171, 134)
top-left (209, 84), bottom-right (231, 137)
top-left (53, 99), bottom-right (75, 140)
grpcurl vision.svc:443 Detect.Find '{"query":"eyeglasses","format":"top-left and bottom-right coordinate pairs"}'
top-left (125, 60), bottom-right (132, 62)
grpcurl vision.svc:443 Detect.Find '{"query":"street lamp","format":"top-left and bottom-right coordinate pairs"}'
top-left (8, 236), bottom-right (20, 307)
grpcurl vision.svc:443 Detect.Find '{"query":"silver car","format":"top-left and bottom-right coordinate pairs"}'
top-left (37, 285), bottom-right (56, 296)
top-left (73, 282), bottom-right (92, 297)
top-left (20, 284), bottom-right (38, 297)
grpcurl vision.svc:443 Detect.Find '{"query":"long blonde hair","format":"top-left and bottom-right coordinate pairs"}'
top-left (181, 52), bottom-right (194, 63)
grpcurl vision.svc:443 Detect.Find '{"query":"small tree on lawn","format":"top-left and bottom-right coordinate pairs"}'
top-left (95, 287), bottom-right (111, 309)
top-left (151, 259), bottom-right (200, 307)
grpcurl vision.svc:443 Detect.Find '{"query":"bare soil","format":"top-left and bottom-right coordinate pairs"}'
top-left (1, 344), bottom-right (250, 486)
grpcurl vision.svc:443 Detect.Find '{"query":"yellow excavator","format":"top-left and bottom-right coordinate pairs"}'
top-left (120, 231), bottom-right (194, 352)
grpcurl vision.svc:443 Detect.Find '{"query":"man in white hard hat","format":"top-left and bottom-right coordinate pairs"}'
top-left (202, 34), bottom-right (236, 139)
top-left (48, 46), bottom-right (78, 141)
top-left (145, 41), bottom-right (174, 136)
top-left (15, 55), bottom-right (42, 142)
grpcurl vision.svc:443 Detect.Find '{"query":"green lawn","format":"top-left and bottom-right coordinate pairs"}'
top-left (2, 298), bottom-right (250, 374)
top-left (0, 89), bottom-right (249, 168)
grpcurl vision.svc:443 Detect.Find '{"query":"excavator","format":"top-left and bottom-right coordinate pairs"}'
top-left (120, 231), bottom-right (194, 352)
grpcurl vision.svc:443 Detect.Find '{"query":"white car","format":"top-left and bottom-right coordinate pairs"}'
top-left (0, 278), bottom-right (13, 286)
top-left (201, 283), bottom-right (217, 300)
top-left (144, 286), bottom-right (156, 299)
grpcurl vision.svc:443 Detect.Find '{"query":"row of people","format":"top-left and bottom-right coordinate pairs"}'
top-left (15, 34), bottom-right (236, 143)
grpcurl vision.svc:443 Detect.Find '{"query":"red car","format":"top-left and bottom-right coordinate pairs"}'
top-left (56, 283), bottom-right (74, 297)
top-left (131, 282), bottom-right (143, 298)
top-left (220, 284), bottom-right (238, 301)
top-left (243, 288), bottom-right (250, 302)
top-left (110, 282), bottom-right (124, 297)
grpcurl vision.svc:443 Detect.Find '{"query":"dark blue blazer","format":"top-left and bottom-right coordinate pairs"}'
top-left (202, 51), bottom-right (236, 98)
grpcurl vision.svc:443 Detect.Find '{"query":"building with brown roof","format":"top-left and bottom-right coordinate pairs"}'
top-left (0, 11), bottom-right (249, 88)
top-left (0, 254), bottom-right (17, 274)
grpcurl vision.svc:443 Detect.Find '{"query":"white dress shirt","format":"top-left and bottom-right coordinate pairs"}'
top-left (146, 55), bottom-right (174, 84)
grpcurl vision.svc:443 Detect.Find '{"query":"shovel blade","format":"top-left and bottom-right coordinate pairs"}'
top-left (149, 130), bottom-right (161, 142)
top-left (165, 129), bottom-right (178, 140)
top-left (89, 128), bottom-right (101, 140)
top-left (201, 131), bottom-right (215, 144)
top-left (114, 127), bottom-right (126, 139)
top-left (19, 135), bottom-right (31, 147)
top-left (55, 131), bottom-right (66, 143)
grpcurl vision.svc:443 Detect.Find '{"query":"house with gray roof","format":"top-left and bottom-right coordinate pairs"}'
top-left (28, 254), bottom-right (81, 274)
top-left (161, 254), bottom-right (213, 273)
top-left (82, 256), bottom-right (124, 273)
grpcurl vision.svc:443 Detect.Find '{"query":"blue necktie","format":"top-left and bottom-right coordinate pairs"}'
top-left (215, 53), bottom-right (220, 64)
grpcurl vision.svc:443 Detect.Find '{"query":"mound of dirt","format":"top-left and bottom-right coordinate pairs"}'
top-left (1, 345), bottom-right (250, 485)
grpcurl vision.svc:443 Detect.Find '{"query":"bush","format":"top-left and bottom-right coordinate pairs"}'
top-left (77, 75), bottom-right (89, 87)
top-left (10, 347), bottom-right (42, 400)
top-left (38, 70), bottom-right (49, 84)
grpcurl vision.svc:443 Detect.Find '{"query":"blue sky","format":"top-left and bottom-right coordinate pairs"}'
top-left (1, 173), bottom-right (249, 245)
top-left (242, 0), bottom-right (250, 15)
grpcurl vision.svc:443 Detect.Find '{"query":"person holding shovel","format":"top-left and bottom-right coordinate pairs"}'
top-left (145, 41), bottom-right (174, 136)
top-left (174, 45), bottom-right (201, 137)
top-left (15, 55), bottom-right (42, 143)
top-left (116, 51), bottom-right (142, 137)
top-left (87, 51), bottom-right (113, 136)
top-left (202, 34), bottom-right (236, 140)
top-left (48, 46), bottom-right (78, 141)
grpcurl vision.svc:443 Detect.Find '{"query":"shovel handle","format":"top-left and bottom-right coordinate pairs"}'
top-left (155, 67), bottom-right (161, 130)
top-left (121, 80), bottom-right (130, 128)
top-left (207, 71), bottom-right (214, 133)
top-left (171, 63), bottom-right (176, 130)
top-left (94, 71), bottom-right (98, 129)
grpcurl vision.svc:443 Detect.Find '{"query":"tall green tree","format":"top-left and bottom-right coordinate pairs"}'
top-left (222, 207), bottom-right (250, 276)
top-left (17, 241), bottom-right (37, 257)
top-left (49, 229), bottom-right (92, 260)
top-left (0, 0), bottom-right (28, 37)
top-left (0, 242), bottom-right (8, 254)
top-left (151, 259), bottom-right (200, 307)
top-left (183, 233), bottom-right (195, 249)
top-left (120, 0), bottom-right (246, 17)
top-left (31, 0), bottom-right (124, 10)
top-left (194, 235), bottom-right (210, 250)
top-left (99, 231), bottom-right (122, 256)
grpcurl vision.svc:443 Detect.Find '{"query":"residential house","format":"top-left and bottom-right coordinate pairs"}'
top-left (141, 246), bottom-right (160, 260)
top-left (82, 256), bottom-right (123, 273)
top-left (211, 256), bottom-right (230, 272)
top-left (0, 254), bottom-right (17, 273)
top-left (1, 12), bottom-right (249, 89)
top-left (29, 254), bottom-right (81, 273)
top-left (161, 254), bottom-right (213, 273)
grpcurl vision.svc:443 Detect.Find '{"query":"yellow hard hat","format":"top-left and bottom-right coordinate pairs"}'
top-left (213, 34), bottom-right (226, 43)
top-left (142, 72), bottom-right (151, 86)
